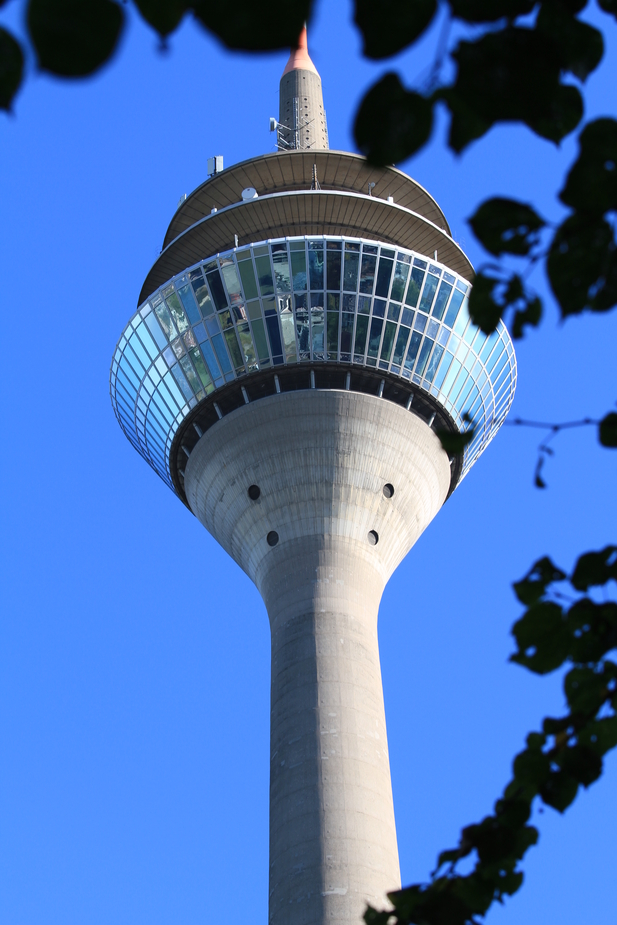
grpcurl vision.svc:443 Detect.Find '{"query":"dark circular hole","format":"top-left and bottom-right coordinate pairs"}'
top-left (368, 530), bottom-right (379, 546)
top-left (267, 531), bottom-right (279, 547)
top-left (383, 483), bottom-right (394, 499)
top-left (248, 485), bottom-right (261, 501)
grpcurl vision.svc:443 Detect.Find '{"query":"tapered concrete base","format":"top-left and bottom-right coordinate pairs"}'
top-left (184, 390), bottom-right (450, 925)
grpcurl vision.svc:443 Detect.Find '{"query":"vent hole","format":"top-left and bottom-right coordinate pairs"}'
top-left (383, 483), bottom-right (394, 499)
top-left (267, 531), bottom-right (279, 547)
top-left (248, 484), bottom-right (261, 501)
top-left (368, 530), bottom-right (379, 546)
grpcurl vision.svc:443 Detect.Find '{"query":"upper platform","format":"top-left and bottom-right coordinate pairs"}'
top-left (138, 152), bottom-right (467, 304)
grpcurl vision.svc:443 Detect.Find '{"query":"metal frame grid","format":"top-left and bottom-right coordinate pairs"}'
top-left (110, 236), bottom-right (517, 494)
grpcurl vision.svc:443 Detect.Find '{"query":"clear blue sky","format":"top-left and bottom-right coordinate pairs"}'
top-left (1, 3), bottom-right (616, 924)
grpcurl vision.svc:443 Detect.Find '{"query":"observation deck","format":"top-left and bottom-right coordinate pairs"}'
top-left (111, 152), bottom-right (516, 509)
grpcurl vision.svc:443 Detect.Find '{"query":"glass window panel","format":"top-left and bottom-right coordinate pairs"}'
top-left (464, 321), bottom-right (477, 345)
top-left (449, 368), bottom-right (468, 404)
top-left (358, 296), bottom-right (371, 314)
top-left (279, 307), bottom-right (297, 361)
top-left (221, 263), bottom-right (243, 302)
top-left (367, 317), bottom-right (383, 358)
top-left (266, 315), bottom-right (284, 358)
top-left (405, 267), bottom-right (425, 307)
top-left (492, 348), bottom-right (510, 381)
top-left (273, 250), bottom-right (291, 293)
top-left (178, 285), bottom-right (201, 325)
top-left (207, 270), bottom-right (228, 311)
top-left (416, 337), bottom-right (434, 377)
top-left (295, 305), bottom-right (310, 359)
top-left (343, 251), bottom-right (359, 291)
top-left (443, 290), bottom-right (463, 328)
top-left (375, 257), bottom-right (393, 298)
top-left (123, 344), bottom-right (146, 377)
top-left (191, 279), bottom-right (214, 317)
top-left (486, 339), bottom-right (505, 373)
top-left (291, 250), bottom-right (307, 291)
top-left (471, 327), bottom-right (488, 354)
top-left (128, 333), bottom-right (150, 370)
top-left (359, 254), bottom-right (376, 294)
top-left (404, 330), bottom-right (423, 371)
top-left (419, 274), bottom-right (439, 313)
top-left (224, 329), bottom-right (244, 370)
top-left (387, 303), bottom-right (401, 322)
top-left (248, 318), bottom-right (268, 361)
top-left (373, 299), bottom-right (386, 319)
top-left (326, 250), bottom-right (342, 291)
top-left (263, 296), bottom-right (277, 316)
top-left (193, 322), bottom-right (207, 343)
top-left (425, 344), bottom-right (444, 383)
top-left (308, 247), bottom-right (324, 289)
top-left (212, 333), bottom-right (232, 374)
top-left (380, 321), bottom-right (397, 363)
top-left (246, 300), bottom-right (262, 321)
top-left (340, 312), bottom-right (354, 356)
top-left (344, 241), bottom-right (360, 252)
top-left (170, 337), bottom-right (184, 360)
top-left (166, 292), bottom-right (189, 334)
top-left (327, 293), bottom-right (340, 312)
top-left (239, 260), bottom-right (259, 300)
top-left (237, 323), bottom-right (258, 369)
top-left (135, 322), bottom-right (159, 360)
top-left (189, 347), bottom-right (213, 390)
top-left (393, 326), bottom-right (411, 366)
top-left (434, 352), bottom-right (453, 390)
top-left (432, 281), bottom-right (453, 320)
top-left (218, 309), bottom-right (233, 329)
top-left (179, 355), bottom-right (201, 395)
top-left (290, 240), bottom-right (305, 250)
top-left (479, 330), bottom-right (499, 362)
top-left (310, 308), bottom-right (324, 358)
top-left (327, 311), bottom-right (339, 358)
top-left (438, 327), bottom-right (450, 347)
top-left (154, 302), bottom-right (177, 341)
top-left (171, 364), bottom-right (194, 402)
top-left (414, 313), bottom-right (428, 333)
top-left (354, 314), bottom-right (369, 357)
top-left (455, 375), bottom-right (475, 411)
top-left (427, 318), bottom-right (440, 339)
top-left (401, 307), bottom-right (414, 327)
top-left (183, 329), bottom-right (197, 350)
top-left (453, 297), bottom-right (470, 336)
top-left (391, 261), bottom-right (409, 302)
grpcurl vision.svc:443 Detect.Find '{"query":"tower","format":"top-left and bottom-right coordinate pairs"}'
top-left (110, 29), bottom-right (516, 925)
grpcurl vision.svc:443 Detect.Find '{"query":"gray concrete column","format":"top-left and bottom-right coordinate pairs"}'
top-left (184, 390), bottom-right (451, 925)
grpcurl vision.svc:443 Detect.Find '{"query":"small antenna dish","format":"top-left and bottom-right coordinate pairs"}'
top-left (241, 187), bottom-right (258, 201)
top-left (269, 117), bottom-right (278, 132)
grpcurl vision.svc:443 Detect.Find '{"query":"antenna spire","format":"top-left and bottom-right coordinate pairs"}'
top-left (276, 25), bottom-right (329, 152)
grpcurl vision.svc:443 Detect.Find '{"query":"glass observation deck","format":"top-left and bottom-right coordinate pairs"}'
top-left (110, 236), bottom-right (517, 496)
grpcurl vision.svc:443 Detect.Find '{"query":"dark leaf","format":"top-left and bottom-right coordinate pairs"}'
top-left (355, 0), bottom-right (437, 59)
top-left (468, 197), bottom-right (545, 256)
top-left (513, 556), bottom-right (566, 605)
top-left (448, 0), bottom-right (535, 22)
top-left (0, 27), bottom-right (24, 110)
top-left (27, 0), bottom-right (123, 76)
top-left (354, 73), bottom-right (433, 166)
top-left (547, 213), bottom-right (617, 316)
top-left (494, 798), bottom-right (532, 828)
top-left (561, 744), bottom-right (603, 786)
top-left (598, 0), bottom-right (617, 17)
top-left (567, 600), bottom-right (617, 663)
top-left (363, 906), bottom-right (391, 925)
top-left (536, 0), bottom-right (603, 80)
top-left (511, 602), bottom-right (569, 673)
top-left (564, 665), bottom-right (609, 712)
top-left (445, 28), bottom-right (583, 152)
top-left (599, 412), bottom-right (617, 447)
top-left (571, 546), bottom-right (617, 590)
top-left (543, 714), bottom-right (572, 735)
top-left (132, 0), bottom-right (187, 37)
top-left (436, 427), bottom-right (475, 455)
top-left (512, 294), bottom-right (542, 339)
top-left (467, 272), bottom-right (504, 332)
top-left (578, 715), bottom-right (617, 756)
top-left (512, 747), bottom-right (551, 791)
top-left (560, 118), bottom-right (617, 214)
top-left (193, 0), bottom-right (312, 51)
top-left (539, 770), bottom-right (579, 811)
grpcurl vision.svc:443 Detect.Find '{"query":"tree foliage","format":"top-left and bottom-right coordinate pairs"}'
top-left (3, 0), bottom-right (616, 921)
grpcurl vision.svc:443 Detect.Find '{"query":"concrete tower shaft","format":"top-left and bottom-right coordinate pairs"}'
top-left (184, 390), bottom-right (451, 925)
top-left (278, 27), bottom-right (329, 151)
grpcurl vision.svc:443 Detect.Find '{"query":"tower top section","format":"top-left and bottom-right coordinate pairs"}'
top-left (282, 26), bottom-right (318, 76)
top-left (277, 26), bottom-right (329, 151)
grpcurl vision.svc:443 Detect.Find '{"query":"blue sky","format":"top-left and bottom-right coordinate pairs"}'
top-left (1, 2), bottom-right (616, 923)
